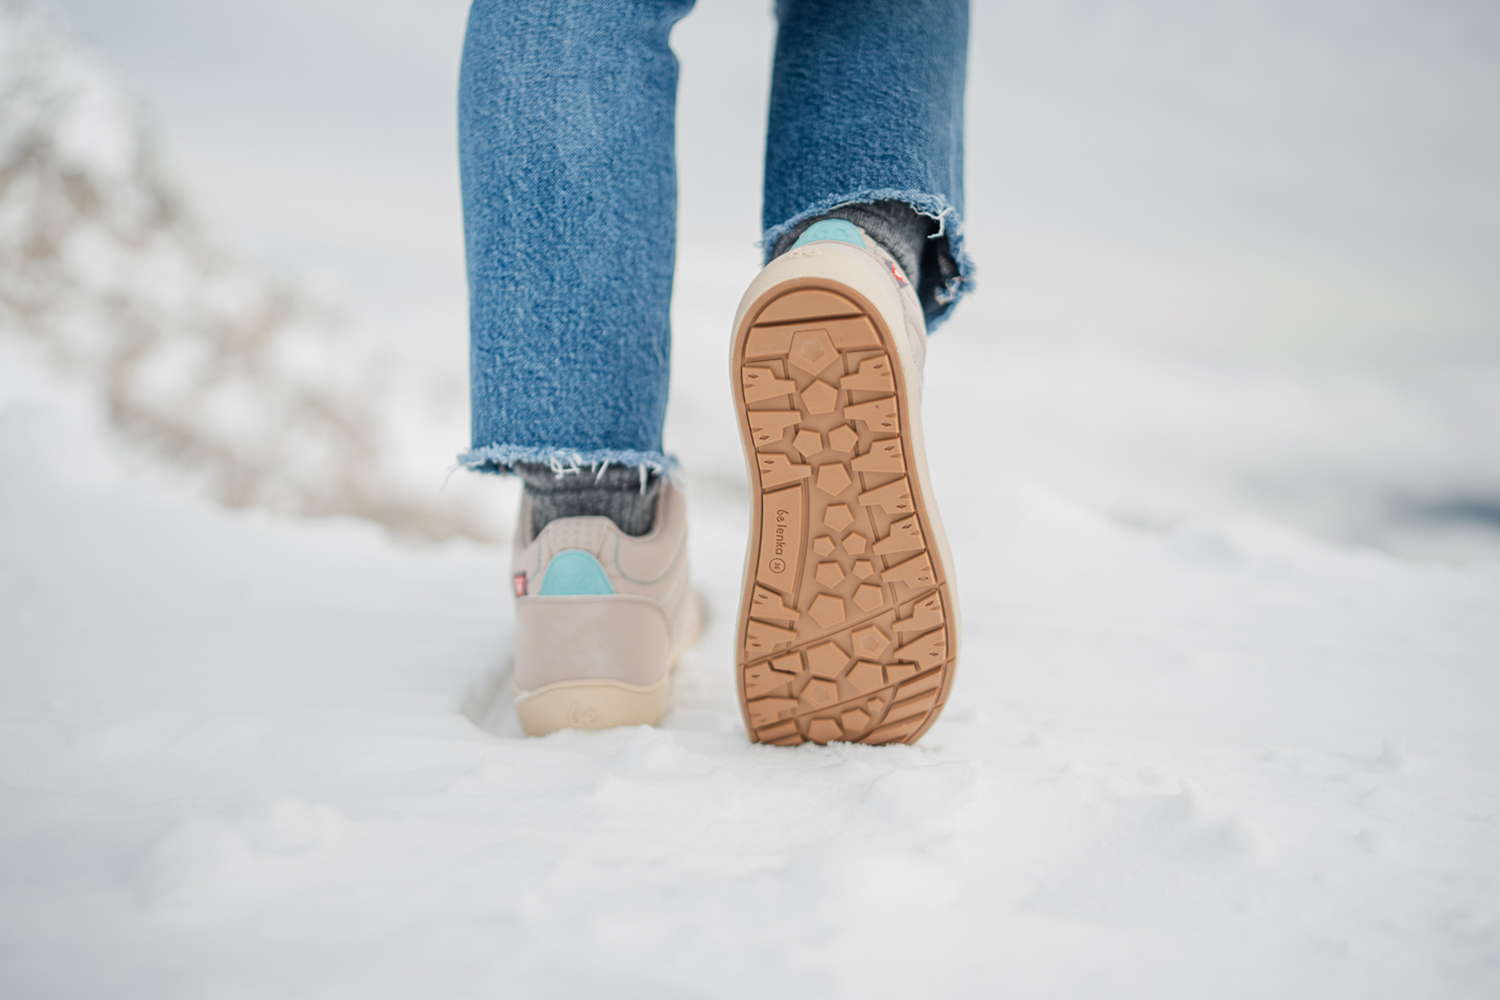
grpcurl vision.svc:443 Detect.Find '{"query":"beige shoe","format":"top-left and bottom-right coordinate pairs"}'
top-left (729, 220), bottom-right (960, 746)
top-left (510, 480), bottom-right (700, 736)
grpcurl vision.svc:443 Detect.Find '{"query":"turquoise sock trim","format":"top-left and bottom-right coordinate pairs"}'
top-left (538, 550), bottom-right (615, 596)
top-left (790, 218), bottom-right (865, 251)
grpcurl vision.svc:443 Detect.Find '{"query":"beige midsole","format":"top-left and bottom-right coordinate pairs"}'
top-left (513, 675), bottom-right (672, 735)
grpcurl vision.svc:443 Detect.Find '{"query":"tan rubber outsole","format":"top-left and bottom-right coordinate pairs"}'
top-left (731, 273), bottom-right (959, 746)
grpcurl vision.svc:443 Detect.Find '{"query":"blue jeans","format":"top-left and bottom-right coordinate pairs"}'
top-left (459, 0), bottom-right (971, 473)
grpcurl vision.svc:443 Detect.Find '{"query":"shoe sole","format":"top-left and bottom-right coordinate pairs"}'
top-left (731, 268), bottom-right (959, 746)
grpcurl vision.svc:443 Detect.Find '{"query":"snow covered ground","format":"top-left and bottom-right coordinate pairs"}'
top-left (5, 337), bottom-right (1499, 997)
top-left (3, 2), bottom-right (1500, 997)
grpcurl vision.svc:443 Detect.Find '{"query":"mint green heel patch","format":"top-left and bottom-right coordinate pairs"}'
top-left (791, 219), bottom-right (864, 251)
top-left (539, 550), bottom-right (614, 596)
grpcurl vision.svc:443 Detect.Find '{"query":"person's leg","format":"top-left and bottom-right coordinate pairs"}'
top-left (762, 0), bottom-right (971, 328)
top-left (459, 0), bottom-right (702, 736)
top-left (459, 0), bottom-right (696, 534)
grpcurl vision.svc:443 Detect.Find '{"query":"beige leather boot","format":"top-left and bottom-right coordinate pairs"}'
top-left (510, 480), bottom-right (700, 736)
top-left (729, 220), bottom-right (960, 746)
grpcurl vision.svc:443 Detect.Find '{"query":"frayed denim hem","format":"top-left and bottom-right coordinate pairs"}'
top-left (762, 189), bottom-right (974, 331)
top-left (459, 444), bottom-right (678, 477)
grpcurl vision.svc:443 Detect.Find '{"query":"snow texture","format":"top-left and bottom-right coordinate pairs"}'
top-left (4, 344), bottom-right (1499, 998)
top-left (3, 2), bottom-right (1500, 997)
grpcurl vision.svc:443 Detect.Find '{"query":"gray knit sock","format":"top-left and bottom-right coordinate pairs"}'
top-left (772, 200), bottom-right (957, 324)
top-left (514, 462), bottom-right (662, 537)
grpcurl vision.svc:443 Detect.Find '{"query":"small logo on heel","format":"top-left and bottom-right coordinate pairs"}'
top-left (568, 700), bottom-right (601, 728)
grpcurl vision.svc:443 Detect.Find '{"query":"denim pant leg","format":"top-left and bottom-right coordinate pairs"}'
top-left (763, 0), bottom-right (973, 327)
top-left (459, 0), bottom-right (696, 474)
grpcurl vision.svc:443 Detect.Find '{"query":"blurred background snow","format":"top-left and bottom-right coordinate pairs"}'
top-left (5, 0), bottom-right (1499, 558)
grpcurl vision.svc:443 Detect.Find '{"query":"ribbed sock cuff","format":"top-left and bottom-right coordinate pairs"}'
top-left (514, 462), bottom-right (662, 537)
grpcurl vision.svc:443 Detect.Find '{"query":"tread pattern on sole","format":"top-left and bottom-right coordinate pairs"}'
top-left (734, 286), bottom-right (956, 746)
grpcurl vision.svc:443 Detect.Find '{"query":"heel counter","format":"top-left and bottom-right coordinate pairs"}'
top-left (512, 596), bottom-right (672, 692)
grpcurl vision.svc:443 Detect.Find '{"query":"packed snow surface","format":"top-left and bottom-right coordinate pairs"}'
top-left (4, 2), bottom-right (1500, 997)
